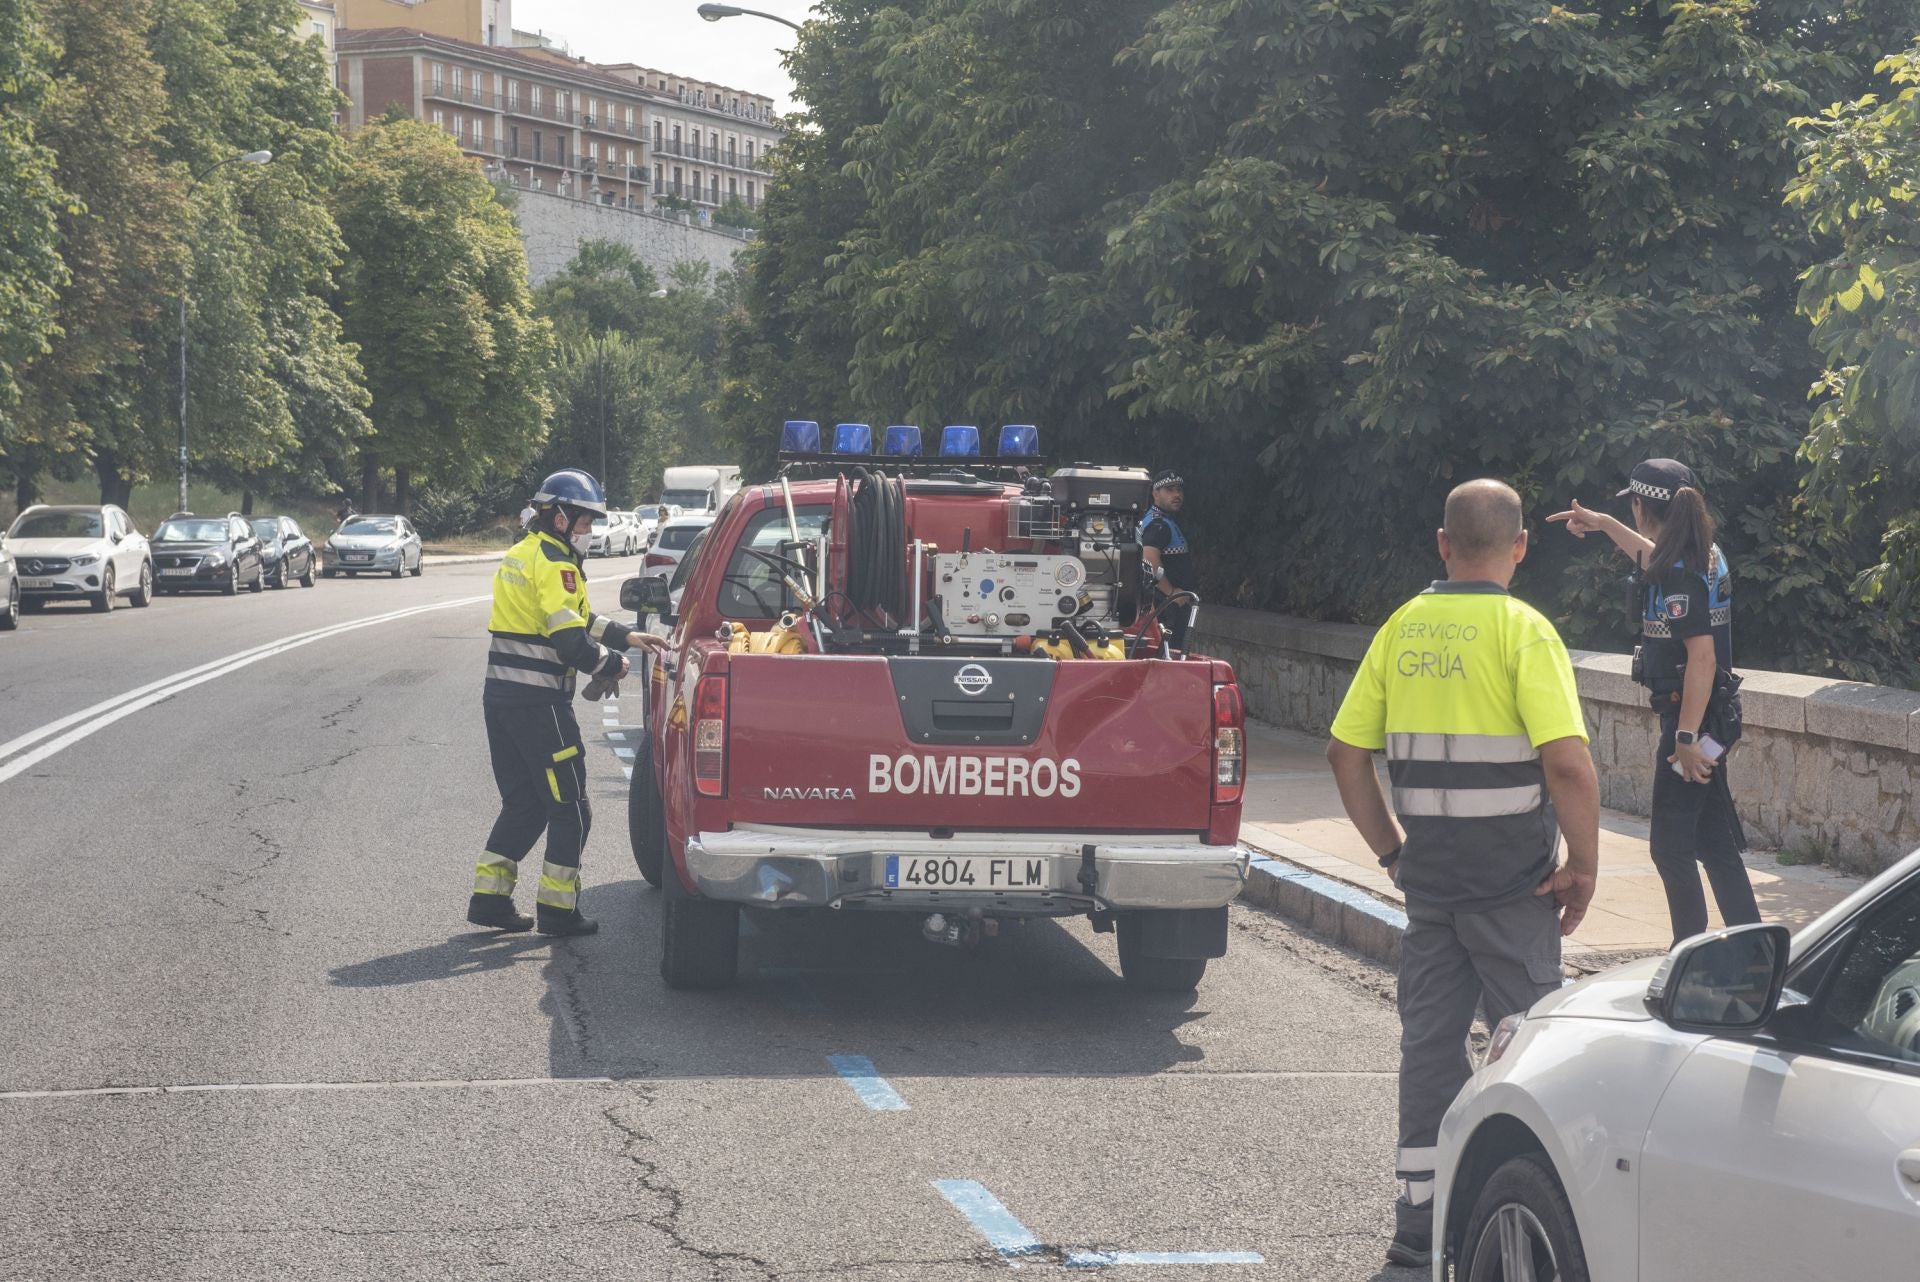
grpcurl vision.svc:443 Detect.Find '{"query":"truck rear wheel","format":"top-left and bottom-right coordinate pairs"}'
top-left (660, 867), bottom-right (739, 990)
top-left (627, 741), bottom-right (665, 889)
top-left (1115, 908), bottom-right (1224, 993)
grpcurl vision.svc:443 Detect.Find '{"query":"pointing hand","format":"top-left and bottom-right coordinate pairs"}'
top-left (1546, 499), bottom-right (1605, 538)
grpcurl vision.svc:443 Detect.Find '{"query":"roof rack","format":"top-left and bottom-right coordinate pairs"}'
top-left (774, 451), bottom-right (1043, 483)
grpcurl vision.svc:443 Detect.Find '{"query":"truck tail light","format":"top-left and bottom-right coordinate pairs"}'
top-left (693, 673), bottom-right (728, 796)
top-left (645, 553), bottom-right (675, 570)
top-left (1212, 683), bottom-right (1245, 804)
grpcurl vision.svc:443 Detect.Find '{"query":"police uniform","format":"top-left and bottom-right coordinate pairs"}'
top-left (1637, 541), bottom-right (1757, 942)
top-left (469, 476), bottom-right (638, 936)
top-left (1137, 481), bottom-right (1195, 651)
top-left (1329, 580), bottom-right (1588, 1255)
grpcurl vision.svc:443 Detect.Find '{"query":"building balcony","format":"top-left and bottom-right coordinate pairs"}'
top-left (426, 82), bottom-right (502, 110)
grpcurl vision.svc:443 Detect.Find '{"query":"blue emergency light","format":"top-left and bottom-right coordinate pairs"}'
top-left (833, 422), bottom-right (873, 454)
top-left (998, 424), bottom-right (1039, 457)
top-left (940, 426), bottom-right (981, 457)
top-left (882, 425), bottom-right (922, 456)
top-left (782, 419), bottom-right (821, 452)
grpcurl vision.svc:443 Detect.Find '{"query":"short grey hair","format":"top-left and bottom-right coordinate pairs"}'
top-left (1443, 479), bottom-right (1524, 559)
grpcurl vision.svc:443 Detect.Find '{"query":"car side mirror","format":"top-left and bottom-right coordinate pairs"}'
top-left (1646, 923), bottom-right (1791, 1033)
top-left (620, 576), bottom-right (670, 614)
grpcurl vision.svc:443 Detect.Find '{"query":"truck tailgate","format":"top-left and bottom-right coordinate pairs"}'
top-left (724, 654), bottom-right (1218, 832)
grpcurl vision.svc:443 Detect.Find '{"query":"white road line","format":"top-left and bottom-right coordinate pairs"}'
top-left (614, 747), bottom-right (634, 760)
top-left (622, 766), bottom-right (633, 780)
top-left (607, 732), bottom-right (626, 741)
top-left (0, 1075), bottom-right (616, 1102)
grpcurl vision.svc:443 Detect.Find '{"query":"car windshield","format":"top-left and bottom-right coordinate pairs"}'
top-left (656, 523), bottom-right (704, 551)
top-left (661, 489), bottom-right (709, 510)
top-left (10, 510), bottom-right (102, 539)
top-left (592, 517), bottom-right (610, 531)
top-left (154, 519), bottom-right (227, 542)
top-left (249, 519), bottom-right (280, 540)
top-left (340, 518), bottom-right (398, 536)
top-left (637, 506), bottom-right (661, 520)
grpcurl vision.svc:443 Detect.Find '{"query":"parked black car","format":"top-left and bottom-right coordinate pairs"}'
top-left (151, 513), bottom-right (267, 596)
top-left (250, 515), bottom-right (317, 589)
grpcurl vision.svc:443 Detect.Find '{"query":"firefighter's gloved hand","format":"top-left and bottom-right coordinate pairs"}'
top-left (581, 675), bottom-right (621, 702)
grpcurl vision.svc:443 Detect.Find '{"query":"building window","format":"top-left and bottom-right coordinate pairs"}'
top-left (431, 63), bottom-right (444, 93)
top-left (653, 121), bottom-right (663, 147)
top-left (453, 113), bottom-right (463, 140)
top-left (533, 129), bottom-right (543, 162)
top-left (311, 21), bottom-right (325, 39)
top-left (654, 163), bottom-right (663, 189)
top-left (710, 175), bottom-right (719, 203)
top-left (476, 118), bottom-right (486, 148)
top-left (728, 177), bottom-right (737, 198)
top-left (746, 140), bottom-right (755, 164)
top-left (508, 79), bottom-right (519, 109)
top-left (589, 141), bottom-right (600, 167)
top-left (559, 135), bottom-right (568, 167)
top-left (625, 105), bottom-right (635, 132)
top-left (672, 165), bottom-right (682, 196)
top-left (510, 124), bottom-right (520, 156)
top-left (452, 66), bottom-right (463, 94)
top-left (747, 180), bottom-right (755, 207)
top-left (432, 109), bottom-right (444, 128)
top-left (531, 84), bottom-right (542, 113)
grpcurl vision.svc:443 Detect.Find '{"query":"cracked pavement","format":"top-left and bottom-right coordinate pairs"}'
top-left (0, 563), bottom-right (1418, 1281)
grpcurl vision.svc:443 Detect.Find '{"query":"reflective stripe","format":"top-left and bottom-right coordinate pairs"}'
top-left (536, 861), bottom-right (579, 909)
top-left (1642, 618), bottom-right (1672, 639)
top-left (588, 615), bottom-right (611, 641)
top-left (490, 635), bottom-right (557, 660)
top-left (547, 609), bottom-right (583, 630)
top-left (1392, 784), bottom-right (1543, 818)
top-left (546, 767), bottom-right (563, 803)
top-left (1396, 1145), bottom-right (1438, 1173)
top-left (474, 855), bottom-right (518, 896)
top-left (1386, 733), bottom-right (1536, 764)
top-left (486, 664), bottom-right (566, 688)
top-left (1708, 605), bottom-right (1731, 626)
top-left (1403, 1179), bottom-right (1435, 1207)
top-left (552, 744), bottom-right (581, 763)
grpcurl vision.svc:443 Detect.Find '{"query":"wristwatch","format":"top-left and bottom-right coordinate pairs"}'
top-left (1377, 844), bottom-right (1403, 869)
top-left (1675, 729), bottom-right (1697, 746)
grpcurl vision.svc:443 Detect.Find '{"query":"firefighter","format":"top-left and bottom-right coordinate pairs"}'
top-left (469, 468), bottom-right (668, 937)
top-left (1325, 479), bottom-right (1599, 1267)
top-left (1137, 471), bottom-right (1196, 651)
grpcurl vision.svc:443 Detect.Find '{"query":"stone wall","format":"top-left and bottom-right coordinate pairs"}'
top-left (1194, 604), bottom-right (1920, 876)
top-left (510, 187), bottom-right (748, 286)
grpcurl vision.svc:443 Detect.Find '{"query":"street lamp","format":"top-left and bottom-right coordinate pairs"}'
top-left (696, 3), bottom-right (802, 30)
top-left (178, 150), bottom-right (272, 515)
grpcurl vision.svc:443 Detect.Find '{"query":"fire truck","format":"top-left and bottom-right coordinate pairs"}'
top-left (619, 423), bottom-right (1249, 992)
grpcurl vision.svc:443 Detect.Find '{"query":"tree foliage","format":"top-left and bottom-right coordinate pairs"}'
top-left (0, 0), bottom-right (66, 432)
top-left (724, 0), bottom-right (1920, 682)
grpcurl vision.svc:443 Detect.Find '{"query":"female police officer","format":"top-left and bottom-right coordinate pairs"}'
top-left (1550, 458), bottom-right (1760, 944)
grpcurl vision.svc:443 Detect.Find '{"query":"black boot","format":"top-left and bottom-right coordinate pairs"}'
top-left (1386, 1197), bottom-right (1432, 1268)
top-left (467, 894), bottom-right (534, 932)
top-left (537, 904), bottom-right (600, 937)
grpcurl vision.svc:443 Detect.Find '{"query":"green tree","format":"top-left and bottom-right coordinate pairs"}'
top-left (334, 115), bottom-right (553, 511)
top-left (1787, 40), bottom-right (1920, 650)
top-left (537, 239), bottom-right (660, 341)
top-left (0, 0), bottom-right (70, 496)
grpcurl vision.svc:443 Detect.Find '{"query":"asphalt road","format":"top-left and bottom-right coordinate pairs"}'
top-left (0, 558), bottom-right (1416, 1282)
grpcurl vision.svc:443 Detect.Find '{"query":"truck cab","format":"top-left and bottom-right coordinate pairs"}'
top-left (659, 465), bottom-right (743, 515)
top-left (623, 428), bottom-right (1247, 992)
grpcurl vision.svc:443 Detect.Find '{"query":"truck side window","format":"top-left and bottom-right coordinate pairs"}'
top-left (718, 505), bottom-right (830, 619)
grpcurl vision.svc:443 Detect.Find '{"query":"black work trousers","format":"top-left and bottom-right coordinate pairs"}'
top-left (483, 701), bottom-right (591, 870)
top-left (1650, 703), bottom-right (1759, 945)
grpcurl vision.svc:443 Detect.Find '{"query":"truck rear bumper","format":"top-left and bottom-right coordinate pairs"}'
top-left (681, 825), bottom-right (1248, 912)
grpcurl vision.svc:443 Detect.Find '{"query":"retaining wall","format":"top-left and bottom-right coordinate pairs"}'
top-left (510, 188), bottom-right (747, 286)
top-left (1194, 604), bottom-right (1920, 876)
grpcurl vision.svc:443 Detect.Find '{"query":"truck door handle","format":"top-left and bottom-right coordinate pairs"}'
top-left (1898, 1150), bottom-right (1920, 1186)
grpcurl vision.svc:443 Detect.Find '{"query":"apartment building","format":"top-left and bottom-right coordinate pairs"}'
top-left (335, 26), bottom-right (780, 217)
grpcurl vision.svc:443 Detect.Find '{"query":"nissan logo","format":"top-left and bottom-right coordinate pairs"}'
top-left (953, 664), bottom-right (993, 697)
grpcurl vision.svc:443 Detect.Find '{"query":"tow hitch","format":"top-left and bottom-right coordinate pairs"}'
top-left (920, 911), bottom-right (1001, 948)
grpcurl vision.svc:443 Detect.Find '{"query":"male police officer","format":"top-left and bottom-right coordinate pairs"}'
top-left (1138, 471), bottom-right (1196, 651)
top-left (1325, 479), bottom-right (1599, 1267)
top-left (469, 469), bottom-right (667, 936)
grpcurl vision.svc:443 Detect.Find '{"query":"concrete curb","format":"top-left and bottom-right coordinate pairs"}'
top-left (1239, 840), bottom-right (1408, 968)
top-left (421, 552), bottom-right (505, 566)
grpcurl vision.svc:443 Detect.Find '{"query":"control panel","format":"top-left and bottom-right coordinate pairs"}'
top-left (933, 553), bottom-right (1089, 635)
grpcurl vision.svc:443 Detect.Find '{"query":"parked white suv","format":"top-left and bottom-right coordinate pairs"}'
top-left (4, 504), bottom-right (153, 612)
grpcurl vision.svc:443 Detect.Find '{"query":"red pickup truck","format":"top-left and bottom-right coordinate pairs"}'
top-left (620, 449), bottom-right (1248, 992)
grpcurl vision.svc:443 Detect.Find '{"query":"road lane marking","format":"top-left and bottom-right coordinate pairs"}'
top-left (1066, 1252), bottom-right (1265, 1268)
top-left (933, 1180), bottom-right (1044, 1259)
top-left (0, 1075), bottom-right (616, 1101)
top-left (614, 747), bottom-right (634, 759)
top-left (825, 1055), bottom-right (908, 1111)
top-left (607, 732), bottom-right (626, 741)
top-left (0, 574), bottom-right (627, 786)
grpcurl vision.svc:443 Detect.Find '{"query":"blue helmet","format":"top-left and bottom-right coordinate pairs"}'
top-left (531, 468), bottom-right (607, 518)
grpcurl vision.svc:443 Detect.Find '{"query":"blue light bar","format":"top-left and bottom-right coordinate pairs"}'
top-left (882, 425), bottom-right (922, 456)
top-left (940, 425), bottom-right (981, 457)
top-left (998, 424), bottom-right (1039, 457)
top-left (834, 422), bottom-right (873, 454)
top-left (781, 419), bottom-right (821, 452)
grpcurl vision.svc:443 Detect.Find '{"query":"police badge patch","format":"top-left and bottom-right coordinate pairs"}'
top-left (561, 569), bottom-right (578, 594)
top-left (1665, 595), bottom-right (1689, 619)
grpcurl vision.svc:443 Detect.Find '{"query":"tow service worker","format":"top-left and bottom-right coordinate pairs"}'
top-left (1324, 479), bottom-right (1599, 1268)
top-left (468, 469), bottom-right (668, 937)
top-left (1138, 470), bottom-right (1196, 651)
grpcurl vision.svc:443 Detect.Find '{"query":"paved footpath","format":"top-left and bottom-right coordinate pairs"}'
top-left (1235, 723), bottom-right (1865, 971)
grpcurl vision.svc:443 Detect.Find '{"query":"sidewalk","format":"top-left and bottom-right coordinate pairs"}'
top-left (1234, 722), bottom-right (1864, 972)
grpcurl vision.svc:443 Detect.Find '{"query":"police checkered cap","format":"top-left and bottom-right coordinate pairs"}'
top-left (1152, 470), bottom-right (1184, 490)
top-left (532, 468), bottom-right (608, 517)
top-left (1616, 458), bottom-right (1697, 504)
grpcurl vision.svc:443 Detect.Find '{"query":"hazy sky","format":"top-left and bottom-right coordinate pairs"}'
top-left (513, 0), bottom-right (805, 111)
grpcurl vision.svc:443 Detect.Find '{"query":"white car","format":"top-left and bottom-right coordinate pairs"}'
top-left (1434, 848), bottom-right (1920, 1282)
top-left (632, 503), bottom-right (677, 548)
top-left (641, 513), bottom-right (713, 579)
top-left (587, 512), bottom-right (637, 558)
top-left (4, 504), bottom-right (153, 612)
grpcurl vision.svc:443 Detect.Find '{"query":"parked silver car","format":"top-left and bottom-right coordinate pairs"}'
top-left (0, 540), bottom-right (18, 630)
top-left (321, 514), bottom-right (423, 578)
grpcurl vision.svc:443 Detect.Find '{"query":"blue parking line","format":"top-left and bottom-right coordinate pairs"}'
top-left (933, 1180), bottom-right (1044, 1258)
top-left (1065, 1251), bottom-right (1265, 1268)
top-left (826, 1055), bottom-right (908, 1111)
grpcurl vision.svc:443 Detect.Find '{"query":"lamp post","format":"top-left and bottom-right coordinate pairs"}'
top-left (696, 3), bottom-right (802, 30)
top-left (178, 149), bottom-right (272, 516)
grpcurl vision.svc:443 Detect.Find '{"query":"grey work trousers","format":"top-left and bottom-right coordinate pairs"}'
top-left (1395, 891), bottom-right (1563, 1217)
